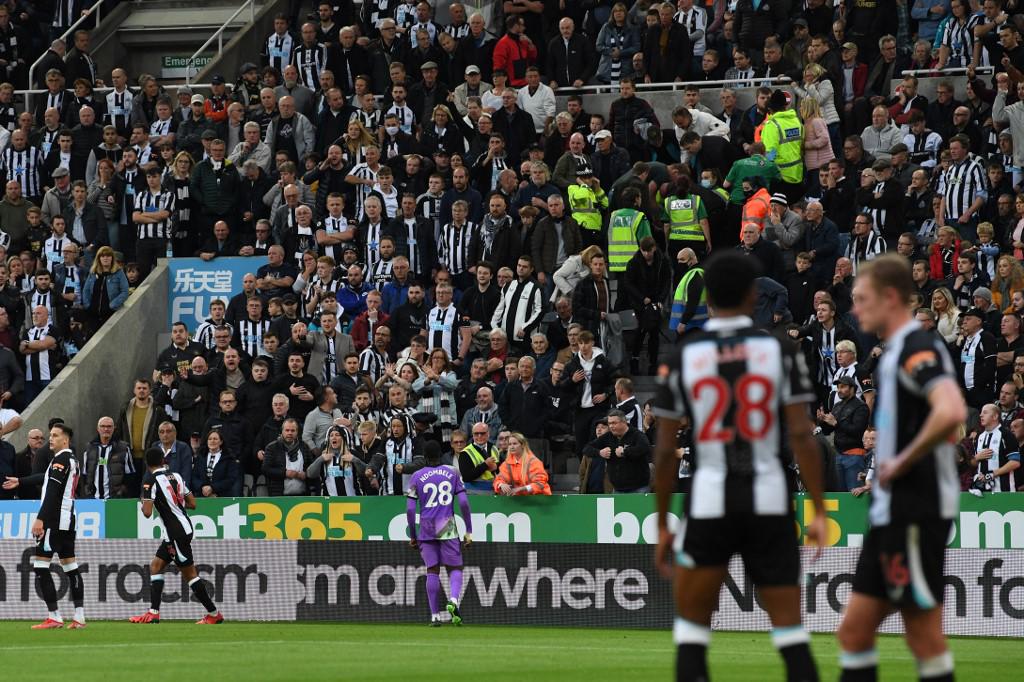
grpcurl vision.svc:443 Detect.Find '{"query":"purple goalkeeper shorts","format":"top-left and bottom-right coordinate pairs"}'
top-left (419, 539), bottom-right (463, 568)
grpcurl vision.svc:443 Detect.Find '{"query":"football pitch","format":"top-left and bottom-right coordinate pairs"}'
top-left (0, 621), bottom-right (1013, 681)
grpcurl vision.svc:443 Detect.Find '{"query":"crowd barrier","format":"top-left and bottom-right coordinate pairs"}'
top-left (0, 539), bottom-right (1020, 635)
top-left (1, 494), bottom-right (1022, 548)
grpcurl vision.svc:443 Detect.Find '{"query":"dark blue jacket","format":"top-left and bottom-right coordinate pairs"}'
top-left (192, 450), bottom-right (241, 497)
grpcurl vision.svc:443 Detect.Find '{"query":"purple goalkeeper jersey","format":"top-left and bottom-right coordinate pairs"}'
top-left (406, 465), bottom-right (466, 541)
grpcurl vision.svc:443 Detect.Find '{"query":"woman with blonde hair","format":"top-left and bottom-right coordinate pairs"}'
top-left (492, 431), bottom-right (551, 496)
top-left (795, 62), bottom-right (841, 153)
top-left (83, 245), bottom-right (130, 331)
top-left (163, 151), bottom-right (196, 256)
top-left (799, 97), bottom-right (835, 197)
top-left (420, 104), bottom-right (462, 155)
top-left (342, 119), bottom-right (375, 166)
top-left (931, 287), bottom-right (961, 344)
top-left (552, 245), bottom-right (604, 302)
top-left (992, 254), bottom-right (1024, 312)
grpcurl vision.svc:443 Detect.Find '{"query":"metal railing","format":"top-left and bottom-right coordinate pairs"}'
top-left (26, 0), bottom-right (106, 94)
top-left (184, 0), bottom-right (257, 85)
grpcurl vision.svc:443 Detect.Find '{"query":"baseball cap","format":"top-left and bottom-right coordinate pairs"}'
top-left (201, 129), bottom-right (218, 140)
top-left (793, 18), bottom-right (809, 28)
top-left (190, 93), bottom-right (205, 105)
top-left (834, 375), bottom-right (856, 387)
top-left (465, 65), bottom-right (481, 76)
top-left (841, 42), bottom-right (858, 52)
top-left (211, 74), bottom-right (225, 85)
top-left (963, 307), bottom-right (987, 321)
top-left (240, 62), bottom-right (258, 74)
top-left (594, 129), bottom-right (612, 140)
top-left (282, 293), bottom-right (298, 304)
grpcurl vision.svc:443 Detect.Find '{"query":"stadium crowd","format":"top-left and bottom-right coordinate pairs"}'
top-left (0, 0), bottom-right (1023, 500)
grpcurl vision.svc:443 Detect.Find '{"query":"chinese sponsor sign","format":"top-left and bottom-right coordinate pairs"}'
top-left (167, 257), bottom-right (263, 328)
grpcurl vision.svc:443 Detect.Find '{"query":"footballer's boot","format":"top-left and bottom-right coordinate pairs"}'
top-left (129, 612), bottom-right (160, 624)
top-left (30, 618), bottom-right (63, 630)
top-left (67, 620), bottom-right (86, 629)
top-left (196, 613), bottom-right (224, 624)
top-left (446, 600), bottom-right (463, 626)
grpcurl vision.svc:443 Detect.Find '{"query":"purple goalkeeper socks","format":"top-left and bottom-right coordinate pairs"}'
top-left (426, 573), bottom-right (441, 614)
top-left (449, 569), bottom-right (463, 603)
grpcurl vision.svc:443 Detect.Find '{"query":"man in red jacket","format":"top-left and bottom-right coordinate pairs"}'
top-left (492, 16), bottom-right (537, 88)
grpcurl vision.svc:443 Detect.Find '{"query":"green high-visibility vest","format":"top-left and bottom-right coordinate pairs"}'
top-left (607, 208), bottom-right (644, 272)
top-left (462, 442), bottom-right (498, 481)
top-left (665, 194), bottom-right (704, 242)
top-left (764, 110), bottom-right (804, 184)
top-left (568, 184), bottom-right (604, 231)
top-left (670, 267), bottom-right (708, 331)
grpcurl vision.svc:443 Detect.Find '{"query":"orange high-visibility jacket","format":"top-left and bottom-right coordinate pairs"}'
top-left (493, 451), bottom-right (552, 495)
top-left (740, 187), bottom-right (772, 238)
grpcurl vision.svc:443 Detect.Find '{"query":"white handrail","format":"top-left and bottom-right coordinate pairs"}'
top-left (184, 0), bottom-right (256, 85)
top-left (26, 0), bottom-right (105, 94)
top-left (901, 66), bottom-right (995, 78)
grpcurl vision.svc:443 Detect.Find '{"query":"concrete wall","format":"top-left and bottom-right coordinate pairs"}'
top-left (5, 263), bottom-right (170, 451)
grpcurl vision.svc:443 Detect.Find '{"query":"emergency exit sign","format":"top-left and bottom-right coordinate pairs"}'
top-left (161, 55), bottom-right (213, 78)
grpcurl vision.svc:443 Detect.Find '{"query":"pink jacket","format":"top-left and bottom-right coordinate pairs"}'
top-left (802, 117), bottom-right (834, 172)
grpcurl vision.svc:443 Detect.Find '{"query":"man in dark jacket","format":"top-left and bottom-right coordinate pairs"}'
top-left (497, 356), bottom-right (549, 438)
top-left (545, 17), bottom-right (596, 88)
top-left (582, 408), bottom-right (651, 493)
top-left (454, 14), bottom-right (497, 82)
top-left (190, 138), bottom-right (240, 235)
top-left (560, 330), bottom-right (613, 452)
top-left (176, 95), bottom-right (220, 160)
top-left (622, 237), bottom-right (671, 374)
top-left (607, 78), bottom-right (658, 163)
top-left (818, 375), bottom-right (870, 491)
top-left (571, 253), bottom-right (612, 345)
top-left (532, 197), bottom-right (582, 288)
top-left (590, 130), bottom-right (631, 194)
top-left (644, 4), bottom-right (690, 83)
top-left (80, 416), bottom-right (133, 499)
top-left (737, 222), bottom-right (784, 282)
top-left (262, 417), bottom-right (314, 496)
top-left (957, 308), bottom-right (998, 410)
top-left (202, 389), bottom-right (251, 466)
top-left (390, 282), bottom-right (428, 353)
top-left (800, 202), bottom-right (839, 288)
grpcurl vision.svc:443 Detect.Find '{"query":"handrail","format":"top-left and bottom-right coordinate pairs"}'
top-left (901, 66), bottom-right (995, 77)
top-left (26, 0), bottom-right (106, 95)
top-left (184, 0), bottom-right (256, 85)
top-left (15, 84), bottom-right (221, 98)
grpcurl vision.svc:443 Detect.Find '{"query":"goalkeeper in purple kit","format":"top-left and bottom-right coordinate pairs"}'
top-left (407, 441), bottom-right (474, 626)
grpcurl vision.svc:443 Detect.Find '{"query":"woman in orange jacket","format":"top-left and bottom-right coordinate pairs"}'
top-left (493, 432), bottom-right (551, 495)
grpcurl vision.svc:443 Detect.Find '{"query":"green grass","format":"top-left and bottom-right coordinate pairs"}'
top-left (0, 621), bottom-right (1014, 681)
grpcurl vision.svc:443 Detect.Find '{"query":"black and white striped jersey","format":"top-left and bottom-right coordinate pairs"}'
top-left (144, 467), bottom-right (194, 540)
top-left (415, 191), bottom-right (443, 241)
top-left (350, 109), bottom-right (382, 134)
top-left (359, 345), bottom-right (388, 383)
top-left (23, 323), bottom-right (58, 381)
top-left (193, 319), bottom-right (234, 350)
top-left (38, 448), bottom-right (78, 531)
top-left (974, 426), bottom-right (1020, 493)
top-left (385, 103), bottom-right (417, 135)
top-left (264, 31), bottom-right (296, 75)
top-left (302, 275), bottom-right (342, 321)
top-left (317, 215), bottom-right (353, 262)
top-left (133, 188), bottom-right (176, 240)
top-left (937, 14), bottom-right (980, 68)
top-left (83, 442), bottom-right (135, 500)
top-left (827, 361), bottom-right (874, 409)
top-left (942, 155), bottom-right (987, 223)
top-left (870, 320), bottom-right (960, 526)
top-left (1, 145), bottom-right (44, 198)
top-left (360, 219), bottom-right (386, 271)
top-left (292, 43), bottom-right (328, 90)
top-left (348, 162), bottom-right (379, 221)
top-left (438, 221), bottom-right (478, 275)
top-left (444, 22), bottom-right (470, 41)
top-left (674, 6), bottom-right (708, 55)
top-left (234, 317), bottom-right (271, 358)
top-left (845, 231), bottom-right (887, 275)
top-left (426, 304), bottom-right (461, 360)
top-left (28, 289), bottom-right (55, 318)
top-left (654, 315), bottom-right (815, 519)
top-left (105, 88), bottom-right (134, 136)
top-left (368, 257), bottom-right (394, 291)
top-left (42, 235), bottom-right (68, 274)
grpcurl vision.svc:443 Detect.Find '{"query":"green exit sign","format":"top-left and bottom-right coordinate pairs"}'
top-left (161, 55), bottom-right (214, 78)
